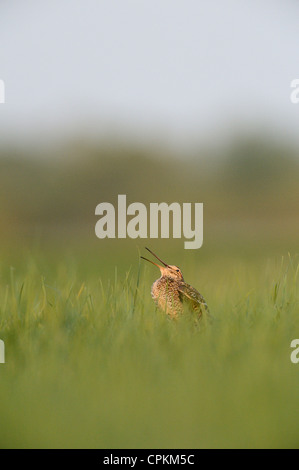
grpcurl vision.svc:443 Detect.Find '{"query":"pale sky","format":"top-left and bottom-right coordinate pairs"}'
top-left (1, 0), bottom-right (299, 150)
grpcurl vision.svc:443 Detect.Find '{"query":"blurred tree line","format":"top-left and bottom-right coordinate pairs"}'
top-left (0, 137), bottom-right (298, 244)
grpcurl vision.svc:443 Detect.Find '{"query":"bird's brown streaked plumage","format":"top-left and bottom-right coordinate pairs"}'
top-left (141, 247), bottom-right (211, 320)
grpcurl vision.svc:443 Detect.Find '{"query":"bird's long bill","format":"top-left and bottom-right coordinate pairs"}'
top-left (140, 256), bottom-right (163, 269)
top-left (145, 247), bottom-right (168, 266)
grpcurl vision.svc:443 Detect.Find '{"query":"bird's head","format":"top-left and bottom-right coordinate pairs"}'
top-left (141, 248), bottom-right (184, 281)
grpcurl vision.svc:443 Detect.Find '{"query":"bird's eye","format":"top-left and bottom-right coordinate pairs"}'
top-left (176, 269), bottom-right (180, 273)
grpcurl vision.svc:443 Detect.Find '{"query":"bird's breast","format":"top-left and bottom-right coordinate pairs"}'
top-left (151, 277), bottom-right (182, 316)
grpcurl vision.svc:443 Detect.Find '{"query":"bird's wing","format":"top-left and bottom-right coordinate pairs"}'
top-left (178, 282), bottom-right (212, 320)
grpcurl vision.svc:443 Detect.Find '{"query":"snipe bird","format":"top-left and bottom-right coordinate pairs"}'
top-left (141, 247), bottom-right (210, 320)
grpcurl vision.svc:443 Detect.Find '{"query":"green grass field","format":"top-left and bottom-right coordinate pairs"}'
top-left (0, 244), bottom-right (298, 449)
top-left (0, 142), bottom-right (298, 448)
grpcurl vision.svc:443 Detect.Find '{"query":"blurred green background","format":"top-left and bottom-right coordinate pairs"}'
top-left (0, 136), bottom-right (298, 270)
